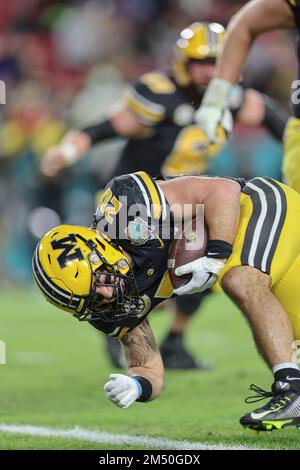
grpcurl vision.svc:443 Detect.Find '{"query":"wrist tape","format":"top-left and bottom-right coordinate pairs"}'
top-left (132, 376), bottom-right (153, 402)
top-left (206, 240), bottom-right (233, 259)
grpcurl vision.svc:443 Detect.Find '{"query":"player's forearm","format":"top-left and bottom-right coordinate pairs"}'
top-left (216, 22), bottom-right (253, 84)
top-left (80, 118), bottom-right (118, 145)
top-left (60, 130), bottom-right (92, 156)
top-left (217, 0), bottom-right (295, 84)
top-left (196, 7), bottom-right (255, 133)
top-left (128, 362), bottom-right (164, 401)
top-left (261, 94), bottom-right (288, 141)
top-left (202, 180), bottom-right (241, 245)
top-left (236, 89), bottom-right (288, 141)
top-left (121, 319), bottom-right (164, 401)
top-left (56, 119), bottom-right (118, 161)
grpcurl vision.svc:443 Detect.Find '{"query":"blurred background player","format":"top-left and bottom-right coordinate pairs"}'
top-left (0, 0), bottom-right (299, 447)
top-left (0, 0), bottom-right (291, 375)
top-left (195, 0), bottom-right (300, 193)
top-left (40, 21), bottom-right (287, 370)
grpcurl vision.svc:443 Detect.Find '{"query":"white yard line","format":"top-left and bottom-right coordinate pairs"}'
top-left (0, 424), bottom-right (265, 450)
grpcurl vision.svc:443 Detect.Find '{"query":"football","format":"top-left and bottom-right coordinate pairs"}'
top-left (168, 217), bottom-right (208, 290)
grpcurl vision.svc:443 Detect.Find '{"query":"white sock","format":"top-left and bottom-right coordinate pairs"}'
top-left (273, 363), bottom-right (300, 374)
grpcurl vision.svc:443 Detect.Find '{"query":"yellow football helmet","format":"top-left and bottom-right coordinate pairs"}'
top-left (172, 22), bottom-right (225, 87)
top-left (32, 225), bottom-right (139, 322)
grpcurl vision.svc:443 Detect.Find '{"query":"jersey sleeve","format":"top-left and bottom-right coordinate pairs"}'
top-left (88, 315), bottom-right (144, 339)
top-left (123, 72), bottom-right (178, 126)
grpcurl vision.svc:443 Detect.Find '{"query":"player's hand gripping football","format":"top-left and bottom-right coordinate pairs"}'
top-left (173, 256), bottom-right (224, 296)
top-left (104, 374), bottom-right (141, 409)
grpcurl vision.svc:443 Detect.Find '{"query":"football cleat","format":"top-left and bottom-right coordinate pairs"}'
top-left (159, 334), bottom-right (213, 370)
top-left (240, 382), bottom-right (300, 431)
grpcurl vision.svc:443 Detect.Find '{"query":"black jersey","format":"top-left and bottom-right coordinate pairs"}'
top-left (110, 71), bottom-right (232, 178)
top-left (89, 171), bottom-right (246, 339)
top-left (100, 70), bottom-right (284, 181)
top-left (90, 171), bottom-right (175, 339)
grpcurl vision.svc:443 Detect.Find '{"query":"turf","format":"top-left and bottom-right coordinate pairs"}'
top-left (1, 289), bottom-right (300, 450)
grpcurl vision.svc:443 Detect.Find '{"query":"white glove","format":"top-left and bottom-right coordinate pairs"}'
top-left (104, 373), bottom-right (141, 409)
top-left (194, 78), bottom-right (233, 142)
top-left (40, 143), bottom-right (81, 177)
top-left (173, 256), bottom-right (224, 296)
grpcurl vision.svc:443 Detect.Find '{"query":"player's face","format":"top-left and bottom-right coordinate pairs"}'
top-left (188, 60), bottom-right (216, 87)
top-left (95, 273), bottom-right (116, 302)
top-left (94, 251), bottom-right (132, 305)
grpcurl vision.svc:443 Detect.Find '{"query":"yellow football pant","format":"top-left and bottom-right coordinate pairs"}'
top-left (283, 117), bottom-right (300, 194)
top-left (219, 179), bottom-right (300, 340)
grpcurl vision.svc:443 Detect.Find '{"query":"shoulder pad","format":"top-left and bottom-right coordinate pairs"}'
top-left (123, 72), bottom-right (178, 125)
top-left (139, 72), bottom-right (177, 95)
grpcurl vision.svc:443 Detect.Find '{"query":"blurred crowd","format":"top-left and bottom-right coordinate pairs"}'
top-left (0, 0), bottom-right (297, 283)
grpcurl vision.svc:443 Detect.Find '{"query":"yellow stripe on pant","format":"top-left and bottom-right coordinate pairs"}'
top-left (283, 117), bottom-right (300, 193)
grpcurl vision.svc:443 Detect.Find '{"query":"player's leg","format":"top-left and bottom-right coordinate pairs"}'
top-left (222, 265), bottom-right (300, 432)
top-left (222, 266), bottom-right (295, 367)
top-left (220, 177), bottom-right (300, 430)
top-left (224, 258), bottom-right (300, 431)
top-left (272, 253), bottom-right (300, 341)
top-left (282, 117), bottom-right (300, 193)
top-left (159, 291), bottom-right (212, 370)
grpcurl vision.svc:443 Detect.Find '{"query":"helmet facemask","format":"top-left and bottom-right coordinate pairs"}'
top-left (33, 225), bottom-right (142, 325)
top-left (74, 245), bottom-right (140, 323)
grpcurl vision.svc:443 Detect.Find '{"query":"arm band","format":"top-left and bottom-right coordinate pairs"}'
top-left (261, 94), bottom-right (288, 142)
top-left (206, 240), bottom-right (233, 259)
top-left (132, 376), bottom-right (153, 402)
top-left (80, 119), bottom-right (117, 145)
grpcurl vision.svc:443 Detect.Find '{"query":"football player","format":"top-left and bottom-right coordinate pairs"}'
top-left (195, 0), bottom-right (300, 192)
top-left (40, 22), bottom-right (287, 370)
top-left (33, 171), bottom-right (300, 431)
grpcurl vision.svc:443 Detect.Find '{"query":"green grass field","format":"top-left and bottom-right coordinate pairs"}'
top-left (1, 289), bottom-right (300, 450)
